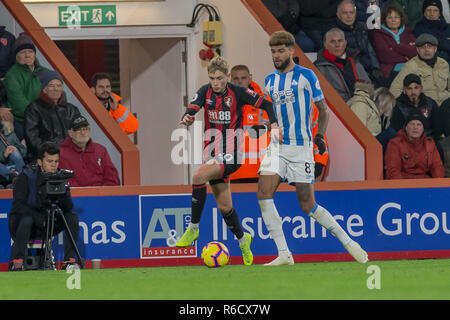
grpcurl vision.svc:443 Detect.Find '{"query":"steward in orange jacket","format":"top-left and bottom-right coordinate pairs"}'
top-left (109, 92), bottom-right (139, 135)
top-left (230, 80), bottom-right (270, 181)
top-left (312, 101), bottom-right (329, 180)
top-left (92, 72), bottom-right (139, 135)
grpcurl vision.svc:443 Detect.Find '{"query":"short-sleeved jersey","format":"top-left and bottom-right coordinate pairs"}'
top-left (186, 82), bottom-right (273, 162)
top-left (265, 64), bottom-right (324, 146)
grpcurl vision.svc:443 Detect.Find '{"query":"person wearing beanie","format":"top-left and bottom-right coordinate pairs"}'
top-left (23, 69), bottom-right (81, 161)
top-left (3, 33), bottom-right (48, 141)
top-left (385, 108), bottom-right (445, 179)
top-left (414, 0), bottom-right (450, 64)
top-left (389, 73), bottom-right (442, 140)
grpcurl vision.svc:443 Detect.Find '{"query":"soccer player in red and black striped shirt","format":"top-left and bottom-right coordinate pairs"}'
top-left (176, 56), bottom-right (280, 265)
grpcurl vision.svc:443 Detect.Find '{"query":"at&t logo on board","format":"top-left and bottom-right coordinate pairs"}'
top-left (139, 195), bottom-right (197, 259)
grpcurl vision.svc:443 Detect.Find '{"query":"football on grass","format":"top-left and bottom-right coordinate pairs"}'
top-left (201, 241), bottom-right (230, 267)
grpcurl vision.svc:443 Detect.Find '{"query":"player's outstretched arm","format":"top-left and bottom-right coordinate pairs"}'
top-left (180, 114), bottom-right (195, 126)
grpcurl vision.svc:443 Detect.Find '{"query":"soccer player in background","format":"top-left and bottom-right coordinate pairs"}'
top-left (257, 30), bottom-right (368, 265)
top-left (176, 56), bottom-right (281, 266)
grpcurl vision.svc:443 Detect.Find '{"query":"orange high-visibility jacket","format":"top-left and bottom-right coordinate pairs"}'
top-left (230, 81), bottom-right (270, 180)
top-left (110, 92), bottom-right (139, 135)
top-left (312, 102), bottom-right (329, 166)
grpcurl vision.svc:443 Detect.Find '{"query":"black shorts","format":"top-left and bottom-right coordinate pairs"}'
top-left (209, 155), bottom-right (241, 186)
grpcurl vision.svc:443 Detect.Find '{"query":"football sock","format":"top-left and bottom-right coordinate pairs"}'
top-left (308, 204), bottom-right (351, 246)
top-left (190, 183), bottom-right (206, 224)
top-left (258, 198), bottom-right (289, 253)
top-left (222, 208), bottom-right (244, 241)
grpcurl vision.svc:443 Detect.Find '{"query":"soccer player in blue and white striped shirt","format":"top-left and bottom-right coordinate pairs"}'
top-left (257, 31), bottom-right (368, 265)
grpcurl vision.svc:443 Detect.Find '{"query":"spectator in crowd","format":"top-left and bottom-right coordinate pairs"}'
top-left (389, 74), bottom-right (441, 141)
top-left (371, 3), bottom-right (417, 83)
top-left (298, 0), bottom-right (341, 52)
top-left (347, 82), bottom-right (397, 151)
top-left (312, 102), bottom-right (329, 180)
top-left (413, 0), bottom-right (450, 64)
top-left (0, 26), bottom-right (15, 79)
top-left (24, 70), bottom-right (81, 161)
top-left (389, 33), bottom-right (450, 106)
top-left (3, 33), bottom-right (49, 141)
top-left (91, 73), bottom-right (139, 135)
top-left (438, 97), bottom-right (450, 177)
top-left (390, 0), bottom-right (425, 29)
top-left (229, 64), bottom-right (269, 182)
top-left (261, 0), bottom-right (315, 52)
top-left (373, 86), bottom-right (396, 127)
top-left (333, 0), bottom-right (386, 87)
top-left (59, 115), bottom-right (120, 187)
top-left (0, 119), bottom-right (26, 188)
top-left (385, 110), bottom-right (444, 179)
top-left (314, 28), bottom-right (372, 101)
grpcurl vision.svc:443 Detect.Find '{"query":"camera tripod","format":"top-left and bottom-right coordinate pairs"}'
top-left (41, 200), bottom-right (84, 270)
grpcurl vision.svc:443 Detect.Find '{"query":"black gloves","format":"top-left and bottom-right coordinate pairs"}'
top-left (314, 134), bottom-right (326, 155)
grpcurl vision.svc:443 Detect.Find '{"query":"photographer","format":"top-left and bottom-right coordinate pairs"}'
top-left (8, 141), bottom-right (79, 271)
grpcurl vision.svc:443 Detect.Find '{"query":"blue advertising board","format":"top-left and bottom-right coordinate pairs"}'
top-left (1, 187), bottom-right (449, 266)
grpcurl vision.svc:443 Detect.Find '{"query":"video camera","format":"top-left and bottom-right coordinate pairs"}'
top-left (41, 169), bottom-right (74, 196)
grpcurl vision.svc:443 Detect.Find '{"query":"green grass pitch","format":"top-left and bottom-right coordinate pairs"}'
top-left (1, 259), bottom-right (449, 300)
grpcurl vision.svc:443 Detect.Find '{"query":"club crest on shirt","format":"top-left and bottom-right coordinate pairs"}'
top-left (246, 88), bottom-right (257, 97)
top-left (0, 38), bottom-right (7, 46)
top-left (224, 96), bottom-right (233, 108)
top-left (97, 158), bottom-right (102, 166)
top-left (422, 109), bottom-right (430, 118)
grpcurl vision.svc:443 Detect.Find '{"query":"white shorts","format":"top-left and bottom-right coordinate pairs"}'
top-left (258, 142), bottom-right (315, 184)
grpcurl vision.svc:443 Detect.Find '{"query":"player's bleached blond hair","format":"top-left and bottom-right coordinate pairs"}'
top-left (207, 56), bottom-right (229, 75)
top-left (269, 30), bottom-right (295, 47)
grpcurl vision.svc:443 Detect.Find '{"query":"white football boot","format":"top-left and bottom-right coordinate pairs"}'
top-left (264, 251), bottom-right (294, 266)
top-left (344, 240), bottom-right (369, 263)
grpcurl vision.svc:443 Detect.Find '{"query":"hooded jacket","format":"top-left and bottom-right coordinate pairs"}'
top-left (385, 129), bottom-right (444, 179)
top-left (347, 82), bottom-right (382, 136)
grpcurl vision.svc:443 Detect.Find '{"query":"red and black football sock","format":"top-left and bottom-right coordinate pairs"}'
top-left (191, 183), bottom-right (206, 224)
top-left (222, 208), bottom-right (244, 240)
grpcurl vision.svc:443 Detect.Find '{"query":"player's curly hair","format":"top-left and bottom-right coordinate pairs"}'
top-left (207, 56), bottom-right (229, 75)
top-left (269, 30), bottom-right (295, 47)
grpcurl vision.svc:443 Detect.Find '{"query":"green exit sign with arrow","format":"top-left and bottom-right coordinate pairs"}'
top-left (59, 5), bottom-right (117, 27)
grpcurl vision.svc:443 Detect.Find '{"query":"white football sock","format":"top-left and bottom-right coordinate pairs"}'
top-left (258, 198), bottom-right (289, 254)
top-left (309, 204), bottom-right (351, 246)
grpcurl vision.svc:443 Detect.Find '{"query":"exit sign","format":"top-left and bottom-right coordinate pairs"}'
top-left (59, 5), bottom-right (117, 27)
